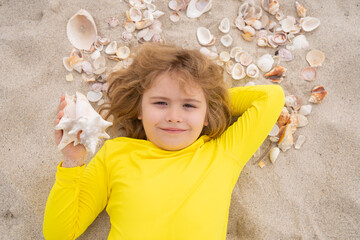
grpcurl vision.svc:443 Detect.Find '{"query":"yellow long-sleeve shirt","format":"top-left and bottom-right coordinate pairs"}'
top-left (43, 85), bottom-right (285, 240)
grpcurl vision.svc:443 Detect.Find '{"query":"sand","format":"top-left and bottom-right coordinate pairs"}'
top-left (0, 0), bottom-right (359, 239)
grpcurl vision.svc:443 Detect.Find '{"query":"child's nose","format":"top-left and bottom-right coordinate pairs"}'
top-left (165, 107), bottom-right (183, 123)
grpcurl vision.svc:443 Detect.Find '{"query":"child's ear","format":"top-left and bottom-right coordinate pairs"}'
top-left (204, 118), bottom-right (208, 126)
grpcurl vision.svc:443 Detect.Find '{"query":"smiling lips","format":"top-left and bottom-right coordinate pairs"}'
top-left (160, 127), bottom-right (187, 134)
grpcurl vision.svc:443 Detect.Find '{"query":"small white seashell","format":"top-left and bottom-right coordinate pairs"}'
top-left (301, 66), bottom-right (317, 81)
top-left (230, 47), bottom-right (243, 58)
top-left (107, 17), bottom-right (120, 28)
top-left (93, 67), bottom-right (106, 75)
top-left (92, 83), bottom-right (104, 92)
top-left (127, 7), bottom-right (142, 22)
top-left (300, 17), bottom-right (320, 32)
top-left (219, 51), bottom-right (231, 62)
top-left (306, 49), bottom-right (325, 67)
top-left (299, 104), bottom-right (312, 116)
top-left (116, 46), bottom-right (131, 59)
top-left (294, 135), bottom-right (306, 149)
top-left (147, 3), bottom-right (156, 12)
top-left (81, 61), bottom-right (93, 75)
top-left (257, 54), bottom-right (274, 72)
top-left (87, 90), bottom-right (103, 102)
top-left (234, 15), bottom-right (245, 30)
top-left (123, 20), bottom-right (136, 33)
top-left (152, 10), bottom-right (165, 18)
top-left (269, 124), bottom-right (280, 137)
top-left (65, 73), bottom-right (74, 82)
top-left (122, 31), bottom-right (133, 41)
top-left (220, 34), bottom-right (233, 47)
top-left (260, 15), bottom-right (269, 28)
top-left (295, 1), bottom-right (307, 18)
top-left (170, 12), bottom-right (180, 22)
top-left (269, 147), bottom-right (280, 163)
top-left (91, 50), bottom-right (101, 60)
top-left (296, 114), bottom-right (308, 127)
top-left (105, 41), bottom-right (117, 55)
top-left (199, 47), bottom-right (218, 60)
top-left (293, 35), bottom-right (309, 50)
top-left (187, 0), bottom-right (213, 18)
top-left (277, 48), bottom-right (294, 62)
top-left (225, 60), bottom-right (234, 75)
top-left (63, 57), bottom-right (73, 71)
top-left (197, 27), bottom-right (215, 46)
top-left (168, 0), bottom-right (178, 11)
top-left (279, 16), bottom-right (296, 32)
top-left (67, 9), bottom-right (97, 51)
top-left (256, 37), bottom-right (268, 47)
top-left (219, 18), bottom-right (230, 33)
top-left (269, 136), bottom-right (279, 143)
top-left (246, 64), bottom-right (260, 78)
top-left (239, 52), bottom-right (253, 66)
top-left (93, 56), bottom-right (106, 70)
top-left (245, 81), bottom-right (256, 86)
top-left (232, 63), bottom-right (246, 80)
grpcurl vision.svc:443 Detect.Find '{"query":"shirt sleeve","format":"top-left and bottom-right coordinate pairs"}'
top-left (43, 143), bottom-right (110, 240)
top-left (215, 85), bottom-right (285, 166)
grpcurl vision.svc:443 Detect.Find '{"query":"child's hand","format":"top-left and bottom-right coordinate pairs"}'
top-left (54, 95), bottom-right (87, 168)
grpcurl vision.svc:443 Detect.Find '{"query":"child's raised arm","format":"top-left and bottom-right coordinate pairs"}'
top-left (43, 142), bottom-right (110, 239)
top-left (215, 85), bottom-right (285, 166)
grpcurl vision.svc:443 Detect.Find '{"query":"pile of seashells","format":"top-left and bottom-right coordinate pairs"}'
top-left (60, 0), bottom-right (328, 161)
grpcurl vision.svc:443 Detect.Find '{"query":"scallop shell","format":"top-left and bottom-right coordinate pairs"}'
top-left (105, 41), bottom-right (118, 55)
top-left (285, 95), bottom-right (302, 111)
top-left (295, 1), bottom-right (307, 18)
top-left (264, 65), bottom-right (287, 83)
top-left (306, 49), bottom-right (325, 67)
top-left (294, 135), bottom-right (306, 149)
top-left (300, 17), bottom-right (320, 32)
top-left (269, 147), bottom-right (280, 163)
top-left (292, 35), bottom-right (309, 50)
top-left (116, 46), bottom-right (131, 59)
top-left (170, 12), bottom-right (180, 22)
top-left (299, 104), bottom-right (312, 116)
top-left (67, 9), bottom-right (97, 51)
top-left (301, 66), bottom-right (317, 81)
top-left (277, 107), bottom-right (290, 127)
top-left (220, 34), bottom-right (233, 47)
top-left (55, 92), bottom-right (112, 154)
top-left (232, 63), bottom-right (246, 80)
top-left (187, 0), bottom-right (213, 18)
top-left (257, 54), bottom-right (274, 72)
top-left (277, 48), bottom-right (294, 62)
top-left (246, 64), bottom-right (260, 78)
top-left (197, 27), bottom-right (215, 46)
top-left (219, 18), bottom-right (230, 33)
top-left (309, 85), bottom-right (327, 103)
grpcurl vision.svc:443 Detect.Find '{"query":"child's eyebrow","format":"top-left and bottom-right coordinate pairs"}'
top-left (149, 96), bottom-right (202, 103)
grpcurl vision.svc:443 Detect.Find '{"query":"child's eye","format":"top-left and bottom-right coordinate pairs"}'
top-left (154, 101), bottom-right (167, 105)
top-left (183, 104), bottom-right (196, 108)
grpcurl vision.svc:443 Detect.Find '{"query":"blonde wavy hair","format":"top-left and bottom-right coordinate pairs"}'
top-left (100, 43), bottom-right (232, 140)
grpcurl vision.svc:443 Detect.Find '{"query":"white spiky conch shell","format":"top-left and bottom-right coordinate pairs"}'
top-left (186, 0), bottom-right (213, 18)
top-left (55, 92), bottom-right (112, 154)
top-left (67, 9), bottom-right (97, 51)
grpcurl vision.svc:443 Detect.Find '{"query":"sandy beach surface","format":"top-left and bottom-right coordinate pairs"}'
top-left (0, 0), bottom-right (359, 239)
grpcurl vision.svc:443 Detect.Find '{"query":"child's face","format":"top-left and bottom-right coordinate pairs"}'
top-left (139, 72), bottom-right (208, 151)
